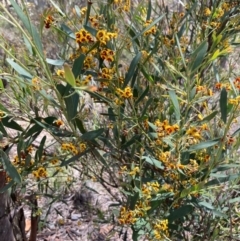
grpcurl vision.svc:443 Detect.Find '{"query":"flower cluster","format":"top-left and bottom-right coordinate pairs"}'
top-left (143, 20), bottom-right (157, 36)
top-left (100, 48), bottom-right (115, 62)
top-left (116, 86), bottom-right (133, 99)
top-left (96, 29), bottom-right (117, 45)
top-left (153, 219), bottom-right (169, 240)
top-left (53, 119), bottom-right (64, 127)
top-left (233, 77), bottom-right (240, 90)
top-left (61, 142), bottom-right (86, 155)
top-left (83, 55), bottom-right (96, 69)
top-left (32, 166), bottom-right (47, 179)
top-left (228, 96), bottom-right (240, 106)
top-left (32, 77), bottom-right (41, 91)
top-left (75, 29), bottom-right (94, 45)
top-left (113, 0), bottom-right (131, 12)
top-left (44, 15), bottom-right (54, 29)
top-left (56, 69), bottom-right (65, 77)
top-left (99, 67), bottom-right (115, 81)
top-left (154, 119), bottom-right (179, 145)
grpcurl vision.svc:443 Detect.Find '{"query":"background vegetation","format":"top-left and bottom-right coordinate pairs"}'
top-left (0, 0), bottom-right (240, 240)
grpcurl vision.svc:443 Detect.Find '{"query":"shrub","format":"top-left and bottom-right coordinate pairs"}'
top-left (0, 0), bottom-right (240, 240)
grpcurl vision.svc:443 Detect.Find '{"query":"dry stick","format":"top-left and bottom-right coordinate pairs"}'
top-left (27, 194), bottom-right (40, 241)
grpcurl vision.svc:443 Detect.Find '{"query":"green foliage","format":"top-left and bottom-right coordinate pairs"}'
top-left (0, 0), bottom-right (240, 240)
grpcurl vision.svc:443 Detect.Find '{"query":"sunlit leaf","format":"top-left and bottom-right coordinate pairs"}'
top-left (64, 65), bottom-right (76, 87)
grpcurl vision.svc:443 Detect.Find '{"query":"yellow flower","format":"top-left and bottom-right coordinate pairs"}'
top-left (118, 207), bottom-right (137, 225)
top-left (129, 166), bottom-right (140, 176)
top-left (204, 7), bottom-right (211, 16)
top-left (54, 119), bottom-right (64, 127)
top-left (57, 69), bottom-right (65, 77)
top-left (33, 167), bottom-right (47, 179)
top-left (79, 143), bottom-right (86, 152)
top-left (122, 87), bottom-right (133, 98)
top-left (186, 127), bottom-right (202, 140)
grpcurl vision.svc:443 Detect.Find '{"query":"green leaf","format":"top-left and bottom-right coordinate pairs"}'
top-left (198, 201), bottom-right (214, 210)
top-left (187, 138), bottom-right (220, 151)
top-left (57, 84), bottom-right (79, 121)
top-left (206, 174), bottom-right (238, 186)
top-left (35, 136), bottom-right (46, 163)
top-left (2, 116), bottom-right (23, 131)
top-left (6, 58), bottom-right (32, 80)
top-left (72, 54), bottom-right (85, 78)
top-left (108, 107), bottom-right (117, 121)
top-left (168, 205), bottom-right (194, 222)
top-left (220, 87), bottom-right (227, 123)
top-left (74, 5), bottom-right (81, 17)
top-left (122, 135), bottom-right (141, 149)
top-left (81, 128), bottom-right (105, 141)
top-left (60, 24), bottom-right (75, 39)
top-left (46, 58), bottom-right (65, 66)
top-left (92, 149), bottom-right (108, 166)
top-left (23, 123), bottom-right (43, 139)
top-left (48, 0), bottom-right (66, 16)
top-left (33, 119), bottom-right (72, 137)
top-left (191, 40), bottom-right (208, 73)
top-left (141, 97), bottom-right (153, 118)
top-left (229, 197), bottom-right (240, 204)
top-left (200, 111), bottom-right (218, 123)
top-left (180, 182), bottom-right (205, 198)
top-left (85, 90), bottom-right (112, 105)
top-left (64, 65), bottom-right (76, 87)
top-left (83, 25), bottom-right (97, 36)
top-left (0, 179), bottom-right (14, 193)
top-left (60, 150), bottom-right (89, 166)
top-left (23, 35), bottom-right (33, 55)
top-left (168, 90), bottom-right (180, 120)
top-left (132, 14), bottom-right (165, 41)
top-left (142, 156), bottom-right (164, 170)
top-left (75, 119), bottom-right (86, 134)
top-left (126, 26), bottom-right (140, 47)
top-left (148, 122), bottom-right (157, 131)
top-left (65, 91), bottom-right (79, 121)
top-left (84, 1), bottom-right (92, 26)
top-left (0, 121), bottom-right (8, 136)
top-left (135, 85), bottom-right (149, 105)
top-left (146, 0), bottom-right (152, 21)
top-left (124, 52), bottom-right (142, 88)
top-left (0, 150), bottom-right (21, 183)
top-left (9, 0), bottom-right (43, 57)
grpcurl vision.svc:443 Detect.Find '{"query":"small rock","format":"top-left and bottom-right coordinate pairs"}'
top-left (71, 213), bottom-right (81, 220)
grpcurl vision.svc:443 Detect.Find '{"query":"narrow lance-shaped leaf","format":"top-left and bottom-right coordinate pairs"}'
top-left (146, 0), bottom-right (152, 21)
top-left (191, 40), bottom-right (208, 73)
top-left (0, 150), bottom-right (21, 184)
top-left (168, 90), bottom-right (180, 121)
top-left (124, 52), bottom-right (142, 88)
top-left (46, 58), bottom-right (65, 66)
top-left (6, 58), bottom-right (32, 80)
top-left (187, 138), bottom-right (220, 151)
top-left (220, 87), bottom-right (227, 123)
top-left (64, 65), bottom-right (76, 87)
top-left (9, 0), bottom-right (44, 56)
top-left (81, 128), bottom-right (105, 141)
top-left (132, 14), bottom-right (165, 41)
top-left (72, 54), bottom-right (86, 78)
top-left (135, 85), bottom-right (149, 105)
